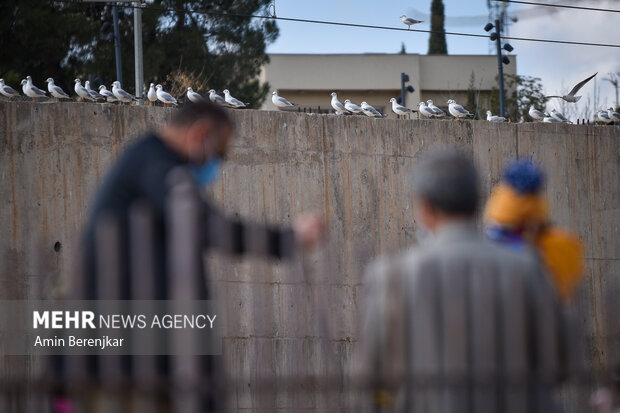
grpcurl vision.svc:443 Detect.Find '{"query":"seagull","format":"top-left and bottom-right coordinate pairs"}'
top-left (74, 79), bottom-right (95, 102)
top-left (360, 101), bottom-right (383, 117)
top-left (186, 87), bottom-right (206, 104)
top-left (550, 108), bottom-right (571, 123)
top-left (401, 15), bottom-right (423, 29)
top-left (486, 110), bottom-right (506, 122)
top-left (272, 90), bottom-right (295, 110)
top-left (390, 97), bottom-right (412, 119)
top-left (546, 72), bottom-right (597, 103)
top-left (344, 99), bottom-right (363, 114)
top-left (330, 92), bottom-right (349, 114)
top-left (98, 85), bottom-right (118, 103)
top-left (447, 99), bottom-right (472, 120)
top-left (209, 89), bottom-right (228, 107)
top-left (528, 105), bottom-right (545, 122)
top-left (543, 112), bottom-right (561, 123)
top-left (45, 78), bottom-right (69, 100)
top-left (418, 101), bottom-right (436, 118)
top-left (427, 100), bottom-right (445, 117)
top-left (223, 89), bottom-right (246, 108)
top-left (606, 107), bottom-right (620, 123)
top-left (147, 83), bottom-right (158, 105)
top-left (155, 84), bottom-right (177, 106)
top-left (112, 81), bottom-right (136, 104)
top-left (23, 76), bottom-right (47, 101)
top-left (85, 81), bottom-right (104, 101)
top-left (597, 110), bottom-right (612, 124)
top-left (0, 79), bottom-right (20, 98)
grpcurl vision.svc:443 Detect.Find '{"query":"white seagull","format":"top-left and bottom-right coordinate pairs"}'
top-left (344, 99), bottom-right (363, 114)
top-left (74, 79), bottom-right (95, 102)
top-left (546, 72), bottom-right (597, 103)
top-left (208, 89), bottom-right (228, 107)
top-left (606, 107), bottom-right (620, 123)
top-left (447, 99), bottom-right (472, 120)
top-left (597, 110), bottom-right (612, 124)
top-left (272, 90), bottom-right (295, 110)
top-left (360, 101), bottom-right (383, 117)
top-left (400, 15), bottom-right (423, 29)
top-left (112, 81), bottom-right (136, 104)
top-left (147, 83), bottom-right (158, 105)
top-left (186, 87), bottom-right (205, 103)
top-left (543, 112), bottom-right (561, 123)
top-left (85, 81), bottom-right (104, 101)
top-left (0, 79), bottom-right (20, 98)
top-left (550, 108), bottom-right (571, 123)
top-left (23, 76), bottom-right (47, 101)
top-left (528, 105), bottom-right (545, 122)
top-left (98, 85), bottom-right (118, 103)
top-left (419, 101), bottom-right (436, 118)
top-left (45, 78), bottom-right (69, 100)
top-left (330, 92), bottom-right (349, 114)
top-left (155, 84), bottom-right (177, 106)
top-left (223, 89), bottom-right (246, 108)
top-left (427, 100), bottom-right (445, 117)
top-left (486, 110), bottom-right (506, 122)
top-left (390, 97), bottom-right (412, 118)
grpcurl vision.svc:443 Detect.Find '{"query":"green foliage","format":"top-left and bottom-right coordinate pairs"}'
top-left (0, 0), bottom-right (278, 107)
top-left (489, 74), bottom-right (547, 122)
top-left (399, 42), bottom-right (406, 55)
top-left (428, 0), bottom-right (447, 55)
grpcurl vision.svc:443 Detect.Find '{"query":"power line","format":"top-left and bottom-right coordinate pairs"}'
top-left (493, 0), bottom-right (620, 14)
top-left (67, 1), bottom-right (620, 49)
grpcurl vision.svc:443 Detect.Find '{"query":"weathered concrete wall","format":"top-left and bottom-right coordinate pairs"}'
top-left (1, 101), bottom-right (618, 411)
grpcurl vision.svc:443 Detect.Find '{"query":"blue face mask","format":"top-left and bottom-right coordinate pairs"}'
top-left (191, 157), bottom-right (221, 187)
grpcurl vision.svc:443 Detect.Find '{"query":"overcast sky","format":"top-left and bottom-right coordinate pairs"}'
top-left (267, 0), bottom-right (620, 115)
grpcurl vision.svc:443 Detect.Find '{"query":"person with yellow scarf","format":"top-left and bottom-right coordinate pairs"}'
top-left (484, 159), bottom-right (584, 301)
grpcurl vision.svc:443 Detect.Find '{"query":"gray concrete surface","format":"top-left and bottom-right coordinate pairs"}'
top-left (1, 101), bottom-right (618, 412)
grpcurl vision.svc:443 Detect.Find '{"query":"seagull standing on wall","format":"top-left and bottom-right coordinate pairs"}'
top-left (401, 15), bottom-right (423, 29)
top-left (390, 97), bottom-right (412, 119)
top-left (528, 105), bottom-right (545, 122)
top-left (606, 107), bottom-right (620, 123)
top-left (550, 108), bottom-right (571, 123)
top-left (447, 99), bottom-right (472, 120)
top-left (360, 101), bottom-right (383, 117)
top-left (187, 87), bottom-right (206, 103)
top-left (272, 90), bottom-right (296, 110)
top-left (427, 100), bottom-right (445, 117)
top-left (74, 79), bottom-right (95, 102)
top-left (23, 76), bottom-right (47, 101)
top-left (112, 81), bottom-right (136, 104)
top-left (543, 112), bottom-right (561, 123)
top-left (147, 83), bottom-right (158, 105)
top-left (209, 89), bottom-right (228, 107)
top-left (344, 99), bottom-right (363, 114)
top-left (546, 72), bottom-right (597, 103)
top-left (85, 81), bottom-right (104, 101)
top-left (330, 92), bottom-right (349, 114)
top-left (223, 89), bottom-right (246, 108)
top-left (597, 110), bottom-right (612, 124)
top-left (0, 79), bottom-right (20, 98)
top-left (45, 78), bottom-right (69, 100)
top-left (98, 85), bottom-right (118, 103)
top-left (419, 101), bottom-right (436, 118)
top-left (156, 84), bottom-right (177, 106)
top-left (486, 110), bottom-right (506, 122)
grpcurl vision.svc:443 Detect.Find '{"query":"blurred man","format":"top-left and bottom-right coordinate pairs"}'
top-left (356, 150), bottom-right (573, 413)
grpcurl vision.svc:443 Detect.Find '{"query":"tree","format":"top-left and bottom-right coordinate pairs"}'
top-left (428, 0), bottom-right (447, 55)
top-left (488, 74), bottom-right (547, 122)
top-left (399, 42), bottom-right (407, 55)
top-left (0, 0), bottom-right (278, 107)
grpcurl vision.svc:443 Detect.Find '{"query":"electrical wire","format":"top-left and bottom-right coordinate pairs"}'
top-left (64, 1), bottom-right (620, 49)
top-left (493, 0), bottom-right (620, 14)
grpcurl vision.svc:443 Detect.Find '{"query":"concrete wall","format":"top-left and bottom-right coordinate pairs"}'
top-left (1, 101), bottom-right (618, 412)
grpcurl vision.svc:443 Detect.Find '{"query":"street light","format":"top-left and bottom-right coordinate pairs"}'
top-left (484, 20), bottom-right (514, 117)
top-left (399, 73), bottom-right (415, 107)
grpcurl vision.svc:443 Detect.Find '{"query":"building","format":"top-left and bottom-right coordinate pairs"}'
top-left (259, 53), bottom-right (517, 118)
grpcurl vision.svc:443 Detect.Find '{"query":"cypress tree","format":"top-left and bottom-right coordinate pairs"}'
top-left (428, 0), bottom-right (448, 55)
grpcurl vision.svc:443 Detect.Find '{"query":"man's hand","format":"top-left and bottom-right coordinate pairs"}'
top-left (293, 213), bottom-right (325, 250)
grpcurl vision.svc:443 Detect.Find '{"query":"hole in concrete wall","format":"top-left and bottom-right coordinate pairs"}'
top-left (53, 241), bottom-right (62, 252)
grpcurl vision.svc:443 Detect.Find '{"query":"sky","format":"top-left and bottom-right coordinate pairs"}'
top-left (266, 0), bottom-right (620, 117)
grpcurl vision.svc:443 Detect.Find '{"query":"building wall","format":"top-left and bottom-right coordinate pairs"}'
top-left (1, 101), bottom-right (617, 412)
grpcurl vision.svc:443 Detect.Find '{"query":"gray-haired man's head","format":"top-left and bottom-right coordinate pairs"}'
top-left (410, 150), bottom-right (478, 227)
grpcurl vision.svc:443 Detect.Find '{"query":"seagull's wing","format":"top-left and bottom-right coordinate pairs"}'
top-left (160, 91), bottom-right (177, 102)
top-left (3, 85), bottom-right (19, 95)
top-left (545, 95), bottom-right (563, 99)
top-left (52, 86), bottom-right (69, 97)
top-left (33, 86), bottom-right (46, 95)
top-left (404, 17), bottom-right (422, 24)
top-left (396, 104), bottom-right (411, 112)
top-left (532, 109), bottom-right (545, 117)
top-left (276, 96), bottom-right (294, 106)
top-left (228, 96), bottom-right (245, 106)
top-left (367, 106), bottom-right (381, 116)
top-left (453, 104), bottom-right (470, 114)
top-left (118, 88), bottom-right (134, 100)
top-left (554, 112), bottom-right (568, 121)
top-left (568, 72), bottom-right (597, 96)
top-left (333, 101), bottom-right (347, 111)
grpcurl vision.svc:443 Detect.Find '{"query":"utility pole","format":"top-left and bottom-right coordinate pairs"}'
top-left (494, 19), bottom-right (505, 117)
top-left (134, 0), bottom-right (144, 105)
top-left (112, 5), bottom-right (123, 85)
top-left (400, 73), bottom-right (414, 108)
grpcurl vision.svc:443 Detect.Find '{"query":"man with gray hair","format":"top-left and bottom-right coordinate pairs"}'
top-left (355, 149), bottom-right (576, 413)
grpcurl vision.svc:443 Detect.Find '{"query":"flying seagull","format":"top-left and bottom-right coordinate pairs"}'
top-left (272, 90), bottom-right (296, 110)
top-left (0, 79), bottom-right (20, 98)
top-left (187, 87), bottom-right (206, 103)
top-left (528, 105), bottom-right (545, 121)
top-left (344, 99), bottom-right (363, 114)
top-left (546, 72), bottom-right (597, 103)
top-left (74, 79), bottom-right (95, 102)
top-left (23, 76), bottom-right (47, 101)
top-left (330, 92), bottom-right (349, 114)
top-left (390, 97), bottom-right (412, 119)
top-left (223, 89), bottom-right (246, 108)
top-left (98, 85), bottom-right (118, 103)
top-left (419, 101), bottom-right (436, 118)
top-left (209, 89), bottom-right (229, 107)
top-left (112, 81), bottom-right (136, 104)
top-left (447, 99), bottom-right (472, 120)
top-left (85, 81), bottom-right (104, 101)
top-left (401, 15), bottom-right (423, 29)
top-left (427, 99), bottom-right (445, 117)
top-left (45, 78), bottom-right (69, 100)
top-left (360, 101), bottom-right (383, 117)
top-left (550, 108), bottom-right (571, 123)
top-left (156, 84), bottom-right (177, 106)
top-left (486, 110), bottom-right (506, 122)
